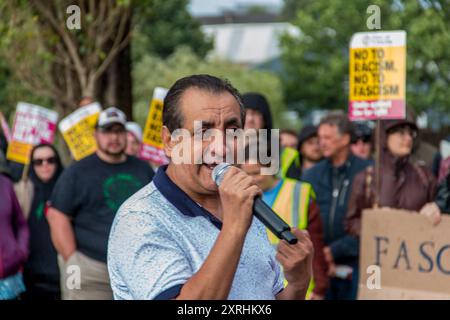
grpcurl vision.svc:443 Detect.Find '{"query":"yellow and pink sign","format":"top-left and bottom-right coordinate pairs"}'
top-left (349, 31), bottom-right (406, 120)
top-left (6, 102), bottom-right (58, 164)
top-left (140, 87), bottom-right (169, 165)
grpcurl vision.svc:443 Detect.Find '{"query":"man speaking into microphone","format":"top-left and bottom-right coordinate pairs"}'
top-left (107, 74), bottom-right (313, 300)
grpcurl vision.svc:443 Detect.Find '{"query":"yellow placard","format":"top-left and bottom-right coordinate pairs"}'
top-left (59, 103), bottom-right (101, 161)
top-left (6, 140), bottom-right (33, 165)
top-left (61, 112), bottom-right (99, 161)
top-left (142, 98), bottom-right (164, 148)
top-left (350, 46), bottom-right (405, 101)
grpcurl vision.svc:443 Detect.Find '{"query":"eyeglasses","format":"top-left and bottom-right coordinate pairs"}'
top-left (352, 136), bottom-right (371, 144)
top-left (32, 156), bottom-right (57, 166)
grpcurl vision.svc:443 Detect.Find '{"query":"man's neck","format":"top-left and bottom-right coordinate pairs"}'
top-left (166, 165), bottom-right (223, 219)
top-left (96, 150), bottom-right (127, 164)
top-left (331, 147), bottom-right (350, 167)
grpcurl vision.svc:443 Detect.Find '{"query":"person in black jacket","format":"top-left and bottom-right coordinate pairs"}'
top-left (16, 143), bottom-right (64, 300)
top-left (301, 112), bottom-right (372, 300)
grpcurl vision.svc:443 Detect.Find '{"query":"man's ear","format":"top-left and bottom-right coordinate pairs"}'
top-left (162, 126), bottom-right (173, 158)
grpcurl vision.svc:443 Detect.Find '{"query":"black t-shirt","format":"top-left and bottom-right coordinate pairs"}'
top-left (50, 154), bottom-right (154, 262)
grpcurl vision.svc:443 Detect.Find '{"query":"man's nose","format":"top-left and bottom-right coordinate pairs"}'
top-left (208, 131), bottom-right (229, 158)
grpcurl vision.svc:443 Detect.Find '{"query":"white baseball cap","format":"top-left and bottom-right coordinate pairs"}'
top-left (97, 107), bottom-right (127, 129)
top-left (125, 122), bottom-right (143, 142)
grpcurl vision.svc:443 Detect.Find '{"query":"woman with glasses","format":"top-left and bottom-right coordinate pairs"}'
top-left (15, 143), bottom-right (64, 299)
top-left (345, 117), bottom-right (441, 238)
top-left (350, 122), bottom-right (373, 160)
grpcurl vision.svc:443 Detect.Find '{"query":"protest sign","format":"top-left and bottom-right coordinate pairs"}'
top-left (358, 208), bottom-right (450, 299)
top-left (59, 102), bottom-right (101, 161)
top-left (140, 87), bottom-right (169, 165)
top-left (349, 31), bottom-right (406, 120)
top-left (6, 102), bottom-right (58, 164)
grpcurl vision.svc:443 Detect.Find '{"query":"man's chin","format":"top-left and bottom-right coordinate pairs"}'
top-left (199, 164), bottom-right (220, 192)
top-left (103, 149), bottom-right (126, 156)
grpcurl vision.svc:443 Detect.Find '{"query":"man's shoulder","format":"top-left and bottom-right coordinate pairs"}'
top-left (66, 153), bottom-right (98, 171)
top-left (114, 181), bottom-right (179, 230)
top-left (302, 159), bottom-right (329, 180)
top-left (351, 155), bottom-right (373, 172)
top-left (116, 182), bottom-right (161, 215)
top-left (127, 155), bottom-right (149, 167)
top-left (126, 156), bottom-right (155, 174)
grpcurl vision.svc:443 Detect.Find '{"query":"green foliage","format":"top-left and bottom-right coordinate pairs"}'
top-left (133, 0), bottom-right (213, 59)
top-left (0, 1), bottom-right (52, 120)
top-left (280, 0), bottom-right (450, 115)
top-left (133, 47), bottom-right (286, 127)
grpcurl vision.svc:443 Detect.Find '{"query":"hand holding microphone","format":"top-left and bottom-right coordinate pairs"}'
top-left (213, 164), bottom-right (262, 236)
top-left (212, 163), bottom-right (314, 298)
top-left (212, 163), bottom-right (297, 244)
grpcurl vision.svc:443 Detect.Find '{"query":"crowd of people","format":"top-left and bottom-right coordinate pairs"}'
top-left (1, 74), bottom-right (449, 300)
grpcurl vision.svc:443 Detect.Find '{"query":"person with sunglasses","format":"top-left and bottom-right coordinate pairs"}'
top-left (14, 143), bottom-right (63, 300)
top-left (346, 117), bottom-right (441, 239)
top-left (350, 122), bottom-right (373, 160)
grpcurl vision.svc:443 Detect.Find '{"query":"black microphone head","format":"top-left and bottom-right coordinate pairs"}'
top-left (211, 162), bottom-right (232, 186)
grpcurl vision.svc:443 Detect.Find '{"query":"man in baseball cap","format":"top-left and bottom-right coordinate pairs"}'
top-left (97, 107), bottom-right (127, 129)
top-left (47, 106), bottom-right (154, 299)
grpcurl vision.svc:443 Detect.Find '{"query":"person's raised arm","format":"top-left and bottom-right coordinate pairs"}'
top-left (276, 229), bottom-right (313, 300)
top-left (175, 167), bottom-right (261, 299)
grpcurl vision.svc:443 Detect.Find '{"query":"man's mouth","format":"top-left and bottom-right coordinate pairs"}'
top-left (203, 163), bottom-right (219, 170)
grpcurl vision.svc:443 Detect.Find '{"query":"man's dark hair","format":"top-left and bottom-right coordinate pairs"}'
top-left (319, 112), bottom-right (354, 136)
top-left (163, 74), bottom-right (245, 132)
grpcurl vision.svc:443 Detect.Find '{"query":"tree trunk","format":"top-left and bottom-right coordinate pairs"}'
top-left (96, 19), bottom-right (132, 120)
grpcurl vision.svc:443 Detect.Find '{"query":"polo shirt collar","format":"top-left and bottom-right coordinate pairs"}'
top-left (153, 165), bottom-right (222, 229)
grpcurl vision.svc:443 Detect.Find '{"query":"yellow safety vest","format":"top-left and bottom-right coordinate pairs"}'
top-left (267, 178), bottom-right (316, 298)
top-left (279, 147), bottom-right (301, 179)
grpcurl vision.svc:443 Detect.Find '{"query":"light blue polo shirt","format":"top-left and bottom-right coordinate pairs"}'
top-left (107, 165), bottom-right (285, 300)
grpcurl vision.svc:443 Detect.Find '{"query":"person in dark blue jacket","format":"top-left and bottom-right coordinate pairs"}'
top-left (302, 112), bottom-right (372, 300)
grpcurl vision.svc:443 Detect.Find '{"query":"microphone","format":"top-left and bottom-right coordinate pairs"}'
top-left (212, 163), bottom-right (298, 244)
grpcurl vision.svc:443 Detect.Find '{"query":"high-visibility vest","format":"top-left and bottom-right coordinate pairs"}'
top-left (279, 147), bottom-right (301, 179)
top-left (267, 178), bottom-right (316, 298)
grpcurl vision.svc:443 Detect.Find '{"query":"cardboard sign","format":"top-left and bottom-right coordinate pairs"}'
top-left (59, 102), bottom-right (101, 161)
top-left (140, 87), bottom-right (169, 165)
top-left (6, 102), bottom-right (58, 164)
top-left (349, 31), bottom-right (406, 120)
top-left (358, 208), bottom-right (450, 299)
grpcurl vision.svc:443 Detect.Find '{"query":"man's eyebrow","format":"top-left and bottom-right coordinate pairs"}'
top-left (200, 121), bottom-right (214, 128)
top-left (224, 117), bottom-right (241, 127)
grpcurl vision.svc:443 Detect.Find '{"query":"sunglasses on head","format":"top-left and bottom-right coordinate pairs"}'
top-left (32, 156), bottom-right (57, 166)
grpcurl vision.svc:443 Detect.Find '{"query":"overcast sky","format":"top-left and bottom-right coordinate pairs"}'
top-left (189, 0), bottom-right (283, 16)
